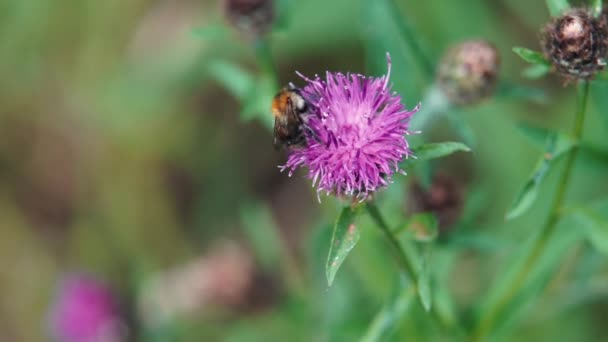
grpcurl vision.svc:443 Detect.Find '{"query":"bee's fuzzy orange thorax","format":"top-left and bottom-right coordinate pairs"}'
top-left (271, 92), bottom-right (289, 118)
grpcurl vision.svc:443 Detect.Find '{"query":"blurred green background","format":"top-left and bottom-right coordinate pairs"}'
top-left (2, 0), bottom-right (608, 341)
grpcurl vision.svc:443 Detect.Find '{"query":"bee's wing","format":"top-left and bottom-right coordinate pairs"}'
top-left (273, 117), bottom-right (284, 149)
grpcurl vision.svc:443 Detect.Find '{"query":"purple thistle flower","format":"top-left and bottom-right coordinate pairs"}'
top-left (281, 54), bottom-right (419, 201)
top-left (48, 274), bottom-right (124, 342)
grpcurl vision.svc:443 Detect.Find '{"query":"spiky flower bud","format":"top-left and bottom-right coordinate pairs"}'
top-left (222, 0), bottom-right (274, 37)
top-left (541, 8), bottom-right (608, 81)
top-left (437, 40), bottom-right (501, 106)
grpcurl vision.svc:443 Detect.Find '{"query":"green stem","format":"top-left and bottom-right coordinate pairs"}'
top-left (472, 81), bottom-right (590, 340)
top-left (387, 0), bottom-right (435, 78)
top-left (365, 202), bottom-right (459, 334)
top-left (366, 203), bottom-right (416, 276)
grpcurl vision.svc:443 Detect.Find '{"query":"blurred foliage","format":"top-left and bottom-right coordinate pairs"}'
top-left (1, 0), bottom-right (608, 341)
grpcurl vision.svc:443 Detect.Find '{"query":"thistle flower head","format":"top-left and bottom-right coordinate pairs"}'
top-left (48, 274), bottom-right (124, 342)
top-left (281, 54), bottom-right (418, 201)
top-left (542, 8), bottom-right (608, 81)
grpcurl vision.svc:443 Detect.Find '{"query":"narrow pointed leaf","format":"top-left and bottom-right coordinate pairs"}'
top-left (506, 176), bottom-right (542, 221)
top-left (411, 142), bottom-right (471, 162)
top-left (522, 64), bottom-right (551, 79)
top-left (546, 0), bottom-right (571, 16)
top-left (418, 257), bottom-right (432, 312)
top-left (512, 47), bottom-right (551, 66)
top-left (326, 206), bottom-right (361, 286)
top-left (506, 133), bottom-right (575, 220)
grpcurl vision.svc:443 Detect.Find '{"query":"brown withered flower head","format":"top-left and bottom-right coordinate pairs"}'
top-left (437, 40), bottom-right (501, 106)
top-left (222, 0), bottom-right (274, 37)
top-left (541, 8), bottom-right (608, 81)
top-left (408, 173), bottom-right (465, 235)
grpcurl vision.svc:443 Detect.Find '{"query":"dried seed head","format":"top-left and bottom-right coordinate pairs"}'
top-left (437, 40), bottom-right (501, 106)
top-left (408, 173), bottom-right (465, 235)
top-left (222, 0), bottom-right (274, 37)
top-left (541, 8), bottom-right (608, 81)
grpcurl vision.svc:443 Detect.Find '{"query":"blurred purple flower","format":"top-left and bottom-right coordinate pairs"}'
top-left (281, 54), bottom-right (419, 201)
top-left (49, 274), bottom-right (123, 342)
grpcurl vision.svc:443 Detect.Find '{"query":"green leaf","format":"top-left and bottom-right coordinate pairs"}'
top-left (590, 79), bottom-right (608, 130)
top-left (518, 124), bottom-right (608, 168)
top-left (361, 283), bottom-right (416, 342)
top-left (512, 47), bottom-right (551, 66)
top-left (417, 251), bottom-right (432, 312)
top-left (506, 133), bottom-right (576, 220)
top-left (326, 206), bottom-right (361, 286)
top-left (592, 0), bottom-right (603, 17)
top-left (546, 0), bottom-right (571, 16)
top-left (411, 142), bottom-right (471, 162)
top-left (522, 64), bottom-right (552, 79)
top-left (396, 213), bottom-right (439, 243)
top-left (207, 60), bottom-right (254, 100)
top-left (567, 207), bottom-right (608, 255)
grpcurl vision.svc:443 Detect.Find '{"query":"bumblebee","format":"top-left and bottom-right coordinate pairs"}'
top-left (271, 85), bottom-right (311, 149)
